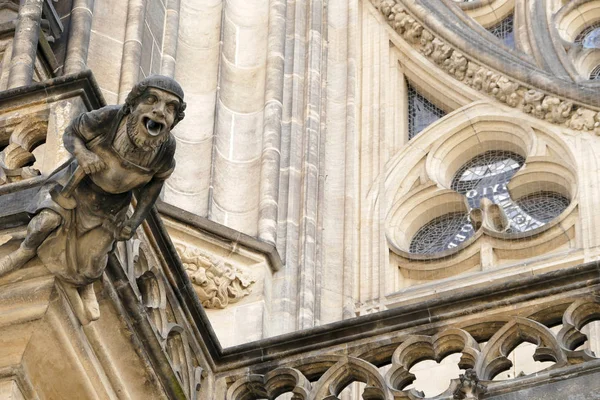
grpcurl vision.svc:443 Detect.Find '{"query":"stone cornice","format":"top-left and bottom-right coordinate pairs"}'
top-left (211, 262), bottom-right (600, 373)
top-left (372, 0), bottom-right (600, 134)
top-left (0, 69), bottom-right (105, 112)
top-left (157, 201), bottom-right (283, 273)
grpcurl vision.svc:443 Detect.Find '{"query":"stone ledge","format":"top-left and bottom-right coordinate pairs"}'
top-left (0, 69), bottom-right (105, 113)
top-left (213, 261), bottom-right (600, 371)
top-left (157, 201), bottom-right (283, 273)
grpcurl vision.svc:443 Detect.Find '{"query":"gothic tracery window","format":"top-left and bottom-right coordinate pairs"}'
top-left (408, 150), bottom-right (571, 255)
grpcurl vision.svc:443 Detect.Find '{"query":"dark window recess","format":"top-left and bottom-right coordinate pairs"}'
top-left (575, 22), bottom-right (600, 48)
top-left (488, 14), bottom-right (515, 49)
top-left (409, 212), bottom-right (473, 255)
top-left (407, 81), bottom-right (446, 140)
top-left (590, 65), bottom-right (600, 80)
top-left (514, 192), bottom-right (570, 224)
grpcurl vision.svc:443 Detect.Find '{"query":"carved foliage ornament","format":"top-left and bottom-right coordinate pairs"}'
top-left (372, 0), bottom-right (600, 134)
top-left (175, 243), bottom-right (255, 309)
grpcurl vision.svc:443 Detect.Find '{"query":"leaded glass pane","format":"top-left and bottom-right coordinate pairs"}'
top-left (575, 23), bottom-right (600, 47)
top-left (450, 150), bottom-right (570, 235)
top-left (407, 81), bottom-right (446, 140)
top-left (488, 15), bottom-right (515, 48)
top-left (451, 150), bottom-right (525, 203)
top-left (514, 192), bottom-right (570, 224)
top-left (409, 212), bottom-right (474, 254)
top-left (409, 151), bottom-right (572, 255)
top-left (590, 65), bottom-right (600, 80)
top-left (582, 27), bottom-right (600, 49)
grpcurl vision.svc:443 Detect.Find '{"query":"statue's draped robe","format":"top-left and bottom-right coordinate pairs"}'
top-left (31, 106), bottom-right (176, 286)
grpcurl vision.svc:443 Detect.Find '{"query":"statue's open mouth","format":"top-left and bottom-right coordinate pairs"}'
top-left (144, 118), bottom-right (164, 136)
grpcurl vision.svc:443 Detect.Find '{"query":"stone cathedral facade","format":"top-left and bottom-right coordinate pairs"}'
top-left (1, 0), bottom-right (600, 399)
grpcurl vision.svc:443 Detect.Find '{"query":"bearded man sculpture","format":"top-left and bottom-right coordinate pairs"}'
top-left (0, 75), bottom-right (185, 324)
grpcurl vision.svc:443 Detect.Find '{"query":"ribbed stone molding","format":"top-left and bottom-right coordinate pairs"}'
top-left (257, 0), bottom-right (286, 247)
top-left (160, 0), bottom-right (180, 78)
top-left (7, 0), bottom-right (44, 89)
top-left (64, 0), bottom-right (95, 75)
top-left (209, 0), bottom-right (269, 236)
top-left (323, 0), bottom-right (360, 322)
top-left (163, 0), bottom-right (222, 216)
top-left (117, 0), bottom-right (146, 103)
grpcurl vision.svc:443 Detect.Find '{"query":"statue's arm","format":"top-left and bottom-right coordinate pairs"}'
top-left (116, 177), bottom-right (164, 241)
top-left (63, 116), bottom-right (107, 174)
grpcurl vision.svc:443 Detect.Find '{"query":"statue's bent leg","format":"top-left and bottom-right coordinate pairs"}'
top-left (80, 283), bottom-right (100, 322)
top-left (0, 210), bottom-right (62, 276)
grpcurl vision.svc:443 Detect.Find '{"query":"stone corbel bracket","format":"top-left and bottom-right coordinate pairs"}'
top-left (371, 0), bottom-right (600, 134)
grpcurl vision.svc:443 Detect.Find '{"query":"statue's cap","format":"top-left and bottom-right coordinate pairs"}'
top-left (139, 75), bottom-right (184, 102)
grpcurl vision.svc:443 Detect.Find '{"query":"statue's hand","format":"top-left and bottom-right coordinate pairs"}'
top-left (77, 150), bottom-right (107, 175)
top-left (116, 220), bottom-right (137, 241)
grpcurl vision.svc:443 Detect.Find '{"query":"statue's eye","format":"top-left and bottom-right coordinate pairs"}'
top-left (146, 95), bottom-right (157, 104)
top-left (167, 103), bottom-right (176, 113)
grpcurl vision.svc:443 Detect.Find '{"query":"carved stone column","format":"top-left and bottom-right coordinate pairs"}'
top-left (63, 0), bottom-right (95, 75)
top-left (7, 0), bottom-right (44, 89)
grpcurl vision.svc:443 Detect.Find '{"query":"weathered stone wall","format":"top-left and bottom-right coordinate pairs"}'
top-left (78, 0), bottom-right (600, 343)
top-left (86, 0), bottom-right (127, 104)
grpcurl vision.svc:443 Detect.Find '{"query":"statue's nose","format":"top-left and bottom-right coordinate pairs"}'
top-left (152, 106), bottom-right (165, 119)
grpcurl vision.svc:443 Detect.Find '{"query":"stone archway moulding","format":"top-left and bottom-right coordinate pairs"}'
top-left (372, 0), bottom-right (600, 135)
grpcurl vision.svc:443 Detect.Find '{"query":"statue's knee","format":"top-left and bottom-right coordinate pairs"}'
top-left (35, 210), bottom-right (62, 231)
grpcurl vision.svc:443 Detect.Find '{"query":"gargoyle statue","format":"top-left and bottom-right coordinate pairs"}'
top-left (0, 75), bottom-right (186, 325)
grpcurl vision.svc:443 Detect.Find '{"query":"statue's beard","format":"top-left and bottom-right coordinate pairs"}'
top-left (126, 114), bottom-right (168, 151)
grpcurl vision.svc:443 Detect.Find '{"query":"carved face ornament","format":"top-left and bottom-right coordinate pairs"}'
top-left (127, 87), bottom-right (180, 150)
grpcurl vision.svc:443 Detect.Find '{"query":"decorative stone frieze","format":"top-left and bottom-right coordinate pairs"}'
top-left (371, 0), bottom-right (600, 134)
top-left (176, 243), bottom-right (255, 309)
top-left (159, 202), bottom-right (281, 347)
